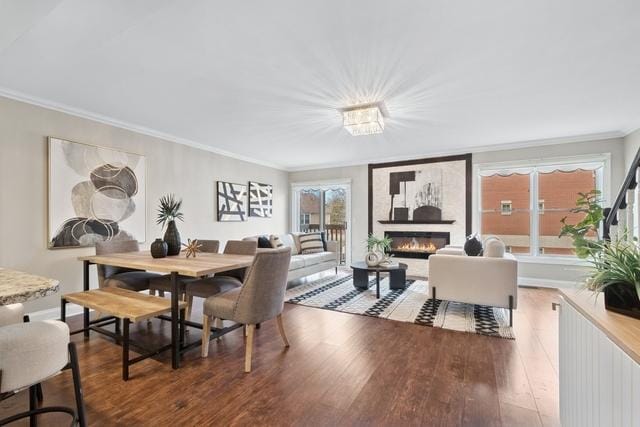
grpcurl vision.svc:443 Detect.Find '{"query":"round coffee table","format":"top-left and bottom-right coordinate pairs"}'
top-left (350, 262), bottom-right (408, 298)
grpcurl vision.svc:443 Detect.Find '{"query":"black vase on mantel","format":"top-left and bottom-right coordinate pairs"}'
top-left (164, 220), bottom-right (181, 256)
top-left (150, 238), bottom-right (168, 259)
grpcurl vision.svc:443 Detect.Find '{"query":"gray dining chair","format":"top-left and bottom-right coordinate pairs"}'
top-left (184, 240), bottom-right (257, 320)
top-left (96, 240), bottom-right (162, 291)
top-left (201, 247), bottom-right (292, 373)
top-left (148, 239), bottom-right (220, 303)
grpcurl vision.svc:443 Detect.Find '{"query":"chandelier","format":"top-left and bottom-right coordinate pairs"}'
top-left (342, 104), bottom-right (385, 136)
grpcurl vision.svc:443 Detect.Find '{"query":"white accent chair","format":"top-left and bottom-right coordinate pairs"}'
top-left (428, 244), bottom-right (518, 325)
top-left (0, 320), bottom-right (87, 426)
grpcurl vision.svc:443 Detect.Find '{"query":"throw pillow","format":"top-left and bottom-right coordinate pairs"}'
top-left (299, 232), bottom-right (324, 254)
top-left (257, 236), bottom-right (272, 249)
top-left (464, 234), bottom-right (483, 256)
top-left (269, 234), bottom-right (284, 249)
top-left (484, 236), bottom-right (506, 258)
top-left (279, 234), bottom-right (299, 254)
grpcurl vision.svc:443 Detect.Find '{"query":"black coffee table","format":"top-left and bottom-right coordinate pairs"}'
top-left (351, 262), bottom-right (408, 298)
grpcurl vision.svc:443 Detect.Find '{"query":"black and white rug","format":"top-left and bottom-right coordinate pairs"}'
top-left (285, 274), bottom-right (514, 339)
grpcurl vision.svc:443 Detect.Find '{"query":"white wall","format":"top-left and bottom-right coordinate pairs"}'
top-left (624, 128), bottom-right (640, 170)
top-left (0, 96), bottom-right (288, 313)
top-left (290, 137), bottom-right (626, 285)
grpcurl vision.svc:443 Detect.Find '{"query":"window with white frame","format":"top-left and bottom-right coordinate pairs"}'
top-left (478, 158), bottom-right (606, 257)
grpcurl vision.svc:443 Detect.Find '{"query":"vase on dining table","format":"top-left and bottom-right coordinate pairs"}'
top-left (164, 220), bottom-right (181, 256)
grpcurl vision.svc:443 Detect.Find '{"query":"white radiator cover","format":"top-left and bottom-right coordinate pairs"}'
top-left (560, 301), bottom-right (640, 427)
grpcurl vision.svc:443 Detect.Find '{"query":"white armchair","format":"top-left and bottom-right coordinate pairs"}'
top-left (428, 251), bottom-right (518, 325)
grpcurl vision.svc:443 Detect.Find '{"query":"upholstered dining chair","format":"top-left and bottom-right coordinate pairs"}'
top-left (184, 240), bottom-right (257, 320)
top-left (0, 320), bottom-right (87, 426)
top-left (96, 240), bottom-right (162, 292)
top-left (148, 240), bottom-right (220, 311)
top-left (201, 247), bottom-right (292, 372)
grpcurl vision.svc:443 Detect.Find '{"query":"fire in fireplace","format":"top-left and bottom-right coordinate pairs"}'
top-left (384, 231), bottom-right (450, 259)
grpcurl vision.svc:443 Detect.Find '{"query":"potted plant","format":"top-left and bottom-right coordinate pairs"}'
top-left (559, 190), bottom-right (604, 259)
top-left (586, 237), bottom-right (640, 319)
top-left (365, 234), bottom-right (393, 267)
top-left (157, 194), bottom-right (184, 256)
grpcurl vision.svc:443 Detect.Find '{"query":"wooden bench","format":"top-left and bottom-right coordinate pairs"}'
top-left (61, 288), bottom-right (187, 380)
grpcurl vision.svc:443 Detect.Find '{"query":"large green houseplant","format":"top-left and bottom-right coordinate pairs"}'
top-left (558, 190), bottom-right (604, 259)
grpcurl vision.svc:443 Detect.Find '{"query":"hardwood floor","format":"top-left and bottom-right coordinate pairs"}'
top-left (0, 286), bottom-right (561, 426)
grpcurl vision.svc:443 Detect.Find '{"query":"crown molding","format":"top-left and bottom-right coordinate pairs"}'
top-left (0, 87), bottom-right (287, 171)
top-left (287, 131), bottom-right (626, 172)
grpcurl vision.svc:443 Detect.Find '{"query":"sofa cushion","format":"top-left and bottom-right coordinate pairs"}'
top-left (484, 236), bottom-right (506, 258)
top-left (299, 232), bottom-right (324, 254)
top-left (301, 251), bottom-right (335, 267)
top-left (290, 233), bottom-right (303, 253)
top-left (289, 255), bottom-right (306, 271)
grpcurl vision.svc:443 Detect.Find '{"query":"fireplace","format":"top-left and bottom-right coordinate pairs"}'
top-left (384, 231), bottom-right (450, 259)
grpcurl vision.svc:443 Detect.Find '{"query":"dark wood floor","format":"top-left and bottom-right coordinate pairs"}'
top-left (1, 286), bottom-right (561, 426)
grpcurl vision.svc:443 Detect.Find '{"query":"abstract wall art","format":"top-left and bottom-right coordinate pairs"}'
top-left (217, 181), bottom-right (247, 221)
top-left (248, 182), bottom-right (273, 218)
top-left (48, 137), bottom-right (146, 248)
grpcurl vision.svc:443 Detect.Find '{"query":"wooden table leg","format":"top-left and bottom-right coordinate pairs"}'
top-left (83, 261), bottom-right (90, 338)
top-left (376, 271), bottom-right (380, 298)
top-left (170, 271), bottom-right (180, 369)
top-left (122, 318), bottom-right (130, 381)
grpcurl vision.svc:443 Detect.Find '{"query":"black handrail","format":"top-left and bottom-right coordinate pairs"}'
top-left (604, 147), bottom-right (640, 239)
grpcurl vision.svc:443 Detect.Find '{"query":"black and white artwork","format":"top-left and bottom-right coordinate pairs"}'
top-left (217, 181), bottom-right (247, 221)
top-left (48, 137), bottom-right (146, 248)
top-left (249, 182), bottom-right (273, 218)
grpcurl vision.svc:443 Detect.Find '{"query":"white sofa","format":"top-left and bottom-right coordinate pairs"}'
top-left (428, 245), bottom-right (518, 325)
top-left (244, 233), bottom-right (339, 282)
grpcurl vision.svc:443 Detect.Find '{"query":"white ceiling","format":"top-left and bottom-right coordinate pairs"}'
top-left (1, 0), bottom-right (639, 170)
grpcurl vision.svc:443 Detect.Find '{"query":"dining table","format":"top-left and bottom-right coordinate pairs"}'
top-left (77, 251), bottom-right (254, 369)
top-left (0, 267), bottom-right (59, 306)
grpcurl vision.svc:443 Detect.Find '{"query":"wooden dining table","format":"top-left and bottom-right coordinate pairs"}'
top-left (77, 251), bottom-right (254, 369)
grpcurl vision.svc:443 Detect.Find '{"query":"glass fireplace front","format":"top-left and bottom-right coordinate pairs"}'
top-left (384, 231), bottom-right (450, 259)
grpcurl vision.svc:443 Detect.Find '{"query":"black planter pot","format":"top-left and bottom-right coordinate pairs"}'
top-left (150, 238), bottom-right (168, 259)
top-left (604, 283), bottom-right (640, 319)
top-left (163, 220), bottom-right (181, 256)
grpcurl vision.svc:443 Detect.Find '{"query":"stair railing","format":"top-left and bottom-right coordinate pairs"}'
top-left (604, 147), bottom-right (640, 240)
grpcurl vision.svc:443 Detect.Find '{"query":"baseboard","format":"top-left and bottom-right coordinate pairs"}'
top-left (27, 304), bottom-right (91, 321)
top-left (518, 276), bottom-right (580, 289)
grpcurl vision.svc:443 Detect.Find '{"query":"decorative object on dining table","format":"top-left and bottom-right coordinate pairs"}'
top-left (156, 194), bottom-right (184, 255)
top-left (150, 238), bottom-right (168, 258)
top-left (182, 239), bottom-right (202, 259)
top-left (585, 235), bottom-right (640, 319)
top-left (365, 234), bottom-right (393, 267)
top-left (248, 182), bottom-right (273, 218)
top-left (217, 181), bottom-right (247, 221)
top-left (464, 233), bottom-right (483, 256)
top-left (48, 137), bottom-right (146, 249)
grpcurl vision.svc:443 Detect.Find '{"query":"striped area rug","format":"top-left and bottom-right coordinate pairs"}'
top-left (285, 274), bottom-right (514, 339)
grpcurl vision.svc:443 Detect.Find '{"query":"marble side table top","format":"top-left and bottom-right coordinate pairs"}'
top-left (0, 268), bottom-right (60, 305)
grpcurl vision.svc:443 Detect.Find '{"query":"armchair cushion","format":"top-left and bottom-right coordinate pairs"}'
top-left (0, 304), bottom-right (24, 327)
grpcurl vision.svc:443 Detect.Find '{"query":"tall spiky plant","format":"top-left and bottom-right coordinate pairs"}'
top-left (156, 194), bottom-right (184, 229)
top-left (586, 236), bottom-right (640, 300)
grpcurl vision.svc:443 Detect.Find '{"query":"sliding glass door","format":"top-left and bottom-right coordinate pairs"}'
top-left (291, 181), bottom-right (351, 265)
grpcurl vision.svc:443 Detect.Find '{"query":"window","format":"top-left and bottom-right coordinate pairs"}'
top-left (300, 213), bottom-right (310, 225)
top-left (478, 158), bottom-right (605, 258)
top-left (500, 201), bottom-right (513, 215)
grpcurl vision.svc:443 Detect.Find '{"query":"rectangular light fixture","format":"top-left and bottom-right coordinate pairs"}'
top-left (342, 105), bottom-right (385, 136)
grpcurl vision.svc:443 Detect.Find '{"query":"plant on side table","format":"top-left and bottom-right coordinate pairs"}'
top-left (156, 194), bottom-right (184, 256)
top-left (365, 234), bottom-right (393, 267)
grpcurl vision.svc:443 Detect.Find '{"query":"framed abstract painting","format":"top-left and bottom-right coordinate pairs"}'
top-left (248, 181), bottom-right (273, 218)
top-left (48, 137), bottom-right (146, 248)
top-left (217, 181), bottom-right (247, 221)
